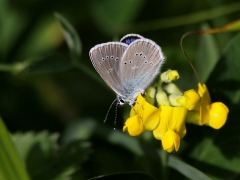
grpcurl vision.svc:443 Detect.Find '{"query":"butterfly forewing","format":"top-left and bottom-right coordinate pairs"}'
top-left (120, 39), bottom-right (165, 96)
top-left (89, 42), bottom-right (128, 95)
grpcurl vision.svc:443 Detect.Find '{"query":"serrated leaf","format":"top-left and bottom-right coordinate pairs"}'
top-left (31, 140), bottom-right (91, 180)
top-left (0, 117), bottom-right (30, 180)
top-left (12, 131), bottom-right (59, 165)
top-left (12, 131), bottom-right (60, 177)
top-left (54, 12), bottom-right (82, 59)
top-left (27, 53), bottom-right (72, 73)
top-left (12, 131), bottom-right (91, 180)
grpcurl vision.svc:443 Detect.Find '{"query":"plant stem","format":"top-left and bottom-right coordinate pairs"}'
top-left (161, 149), bottom-right (169, 180)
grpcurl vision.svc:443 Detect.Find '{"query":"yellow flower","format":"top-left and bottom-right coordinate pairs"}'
top-left (186, 83), bottom-right (229, 129)
top-left (162, 130), bottom-right (180, 153)
top-left (123, 94), bottom-right (159, 136)
top-left (152, 106), bottom-right (187, 152)
top-left (176, 89), bottom-right (201, 110)
top-left (207, 102), bottom-right (229, 129)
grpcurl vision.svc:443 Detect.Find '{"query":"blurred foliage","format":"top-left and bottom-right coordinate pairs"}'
top-left (1, 0), bottom-right (240, 179)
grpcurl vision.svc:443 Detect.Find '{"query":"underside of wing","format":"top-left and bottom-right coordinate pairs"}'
top-left (119, 39), bottom-right (165, 93)
top-left (120, 34), bottom-right (144, 45)
top-left (89, 42), bottom-right (128, 95)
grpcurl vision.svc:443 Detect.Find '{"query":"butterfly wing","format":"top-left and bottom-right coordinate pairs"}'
top-left (119, 38), bottom-right (165, 99)
top-left (89, 42), bottom-right (128, 95)
top-left (120, 34), bottom-right (144, 45)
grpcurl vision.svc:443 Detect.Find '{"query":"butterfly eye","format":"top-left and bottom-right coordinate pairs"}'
top-left (115, 57), bottom-right (119, 61)
top-left (99, 62), bottom-right (102, 65)
top-left (102, 58), bottom-right (105, 61)
top-left (135, 53), bottom-right (138, 56)
top-left (129, 60), bottom-right (132, 64)
top-left (143, 55), bottom-right (146, 59)
top-left (139, 52), bottom-right (143, 56)
top-left (110, 56), bottom-right (114, 59)
top-left (144, 61), bottom-right (148, 64)
top-left (106, 56), bottom-right (109, 59)
top-left (124, 62), bottom-right (127, 65)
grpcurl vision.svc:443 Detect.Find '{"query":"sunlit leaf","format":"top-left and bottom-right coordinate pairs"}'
top-left (168, 155), bottom-right (211, 180)
top-left (200, 19), bottom-right (240, 34)
top-left (0, 117), bottom-right (30, 180)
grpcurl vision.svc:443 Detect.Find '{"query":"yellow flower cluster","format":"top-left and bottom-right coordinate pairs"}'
top-left (123, 70), bottom-right (229, 153)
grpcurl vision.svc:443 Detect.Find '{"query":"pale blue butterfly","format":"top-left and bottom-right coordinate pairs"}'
top-left (89, 34), bottom-right (165, 107)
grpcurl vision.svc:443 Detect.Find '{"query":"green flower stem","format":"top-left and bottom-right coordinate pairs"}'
top-left (0, 63), bottom-right (16, 72)
top-left (160, 149), bottom-right (169, 180)
top-left (114, 1), bottom-right (240, 33)
top-left (0, 62), bottom-right (29, 74)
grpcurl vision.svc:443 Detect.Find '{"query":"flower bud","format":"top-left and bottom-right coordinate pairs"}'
top-left (156, 89), bottom-right (170, 106)
top-left (161, 70), bottom-right (180, 83)
top-left (164, 83), bottom-right (183, 95)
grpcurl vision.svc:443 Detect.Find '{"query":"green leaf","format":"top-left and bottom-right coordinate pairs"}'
top-left (90, 0), bottom-right (145, 34)
top-left (12, 131), bottom-right (59, 170)
top-left (63, 119), bottom-right (210, 180)
top-left (54, 12), bottom-right (82, 60)
top-left (190, 138), bottom-right (240, 179)
top-left (194, 33), bottom-right (240, 179)
top-left (0, 117), bottom-right (30, 180)
top-left (88, 172), bottom-right (157, 180)
top-left (12, 131), bottom-right (91, 180)
top-left (207, 32), bottom-right (240, 102)
top-left (27, 53), bottom-right (72, 73)
top-left (168, 156), bottom-right (211, 180)
top-left (18, 17), bottom-right (63, 58)
top-left (196, 23), bottom-right (219, 83)
top-left (32, 140), bottom-right (91, 180)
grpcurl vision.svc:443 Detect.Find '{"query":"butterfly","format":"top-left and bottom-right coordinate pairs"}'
top-left (89, 34), bottom-right (165, 107)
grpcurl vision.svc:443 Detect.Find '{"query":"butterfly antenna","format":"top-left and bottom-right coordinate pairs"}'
top-left (114, 104), bottom-right (118, 130)
top-left (104, 99), bottom-right (118, 123)
top-left (180, 31), bottom-right (201, 84)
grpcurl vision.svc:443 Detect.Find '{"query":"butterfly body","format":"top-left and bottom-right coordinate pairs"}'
top-left (89, 34), bottom-right (165, 106)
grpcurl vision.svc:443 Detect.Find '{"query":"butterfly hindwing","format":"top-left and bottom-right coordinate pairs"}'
top-left (119, 39), bottom-right (165, 98)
